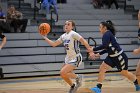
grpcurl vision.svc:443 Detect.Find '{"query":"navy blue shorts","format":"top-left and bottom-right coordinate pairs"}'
top-left (104, 52), bottom-right (128, 71)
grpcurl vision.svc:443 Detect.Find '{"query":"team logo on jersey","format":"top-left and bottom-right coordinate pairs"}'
top-left (64, 40), bottom-right (70, 50)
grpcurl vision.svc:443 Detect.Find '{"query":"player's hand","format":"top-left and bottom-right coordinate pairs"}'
top-left (89, 53), bottom-right (100, 60)
top-left (89, 52), bottom-right (96, 60)
top-left (133, 48), bottom-right (140, 55)
top-left (87, 46), bottom-right (93, 53)
top-left (95, 53), bottom-right (100, 59)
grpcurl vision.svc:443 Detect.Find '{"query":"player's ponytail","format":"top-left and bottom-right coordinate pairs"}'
top-left (106, 20), bottom-right (116, 35)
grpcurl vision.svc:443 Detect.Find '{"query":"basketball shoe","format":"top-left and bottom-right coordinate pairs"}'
top-left (135, 84), bottom-right (140, 91)
top-left (91, 86), bottom-right (101, 93)
top-left (68, 84), bottom-right (76, 93)
top-left (68, 74), bottom-right (83, 93)
top-left (75, 74), bottom-right (83, 88)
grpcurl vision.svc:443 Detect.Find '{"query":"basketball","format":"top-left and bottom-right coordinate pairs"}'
top-left (39, 23), bottom-right (50, 35)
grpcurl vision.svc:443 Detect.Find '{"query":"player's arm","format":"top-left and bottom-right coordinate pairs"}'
top-left (93, 32), bottom-right (110, 51)
top-left (80, 37), bottom-right (97, 60)
top-left (79, 37), bottom-right (93, 52)
top-left (0, 33), bottom-right (6, 50)
top-left (42, 36), bottom-right (61, 47)
top-left (99, 49), bottom-right (107, 55)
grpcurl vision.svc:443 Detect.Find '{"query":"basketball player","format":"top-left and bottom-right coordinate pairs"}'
top-left (89, 20), bottom-right (140, 93)
top-left (40, 20), bottom-right (95, 93)
top-left (133, 48), bottom-right (140, 84)
top-left (0, 31), bottom-right (6, 78)
top-left (133, 9), bottom-right (140, 85)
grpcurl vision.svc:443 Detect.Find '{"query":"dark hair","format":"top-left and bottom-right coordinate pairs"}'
top-left (101, 20), bottom-right (116, 35)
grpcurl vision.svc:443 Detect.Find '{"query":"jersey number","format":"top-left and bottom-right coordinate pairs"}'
top-left (65, 44), bottom-right (69, 50)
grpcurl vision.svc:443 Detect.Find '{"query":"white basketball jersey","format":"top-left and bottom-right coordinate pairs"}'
top-left (58, 30), bottom-right (82, 63)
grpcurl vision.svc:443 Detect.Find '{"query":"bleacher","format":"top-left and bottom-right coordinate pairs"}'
top-left (126, 0), bottom-right (140, 10)
top-left (0, 0), bottom-right (139, 78)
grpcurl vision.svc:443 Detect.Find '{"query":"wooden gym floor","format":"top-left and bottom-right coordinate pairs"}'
top-left (0, 72), bottom-right (140, 93)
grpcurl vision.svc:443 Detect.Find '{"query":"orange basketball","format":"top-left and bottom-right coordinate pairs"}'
top-left (39, 23), bottom-right (50, 35)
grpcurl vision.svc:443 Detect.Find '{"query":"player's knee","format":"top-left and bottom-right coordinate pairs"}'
top-left (99, 65), bottom-right (108, 73)
top-left (60, 70), bottom-right (67, 78)
top-left (136, 72), bottom-right (140, 77)
top-left (120, 70), bottom-right (128, 76)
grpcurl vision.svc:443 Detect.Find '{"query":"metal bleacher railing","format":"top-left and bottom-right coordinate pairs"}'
top-left (50, 5), bottom-right (59, 32)
top-left (37, 0), bottom-right (59, 32)
top-left (18, 0), bottom-right (59, 32)
top-left (86, 37), bottom-right (97, 60)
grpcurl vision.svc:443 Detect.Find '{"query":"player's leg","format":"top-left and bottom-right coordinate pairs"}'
top-left (67, 71), bottom-right (82, 84)
top-left (60, 64), bottom-right (82, 93)
top-left (120, 70), bottom-right (140, 91)
top-left (118, 53), bottom-right (140, 91)
top-left (60, 64), bottom-right (76, 86)
top-left (91, 61), bottom-right (112, 93)
top-left (67, 73), bottom-right (83, 93)
top-left (136, 60), bottom-right (140, 91)
top-left (60, 55), bottom-right (83, 93)
top-left (136, 60), bottom-right (140, 84)
top-left (67, 60), bottom-right (83, 88)
top-left (121, 70), bottom-right (137, 81)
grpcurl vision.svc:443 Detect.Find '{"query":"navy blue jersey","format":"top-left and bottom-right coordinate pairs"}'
top-left (93, 31), bottom-right (122, 56)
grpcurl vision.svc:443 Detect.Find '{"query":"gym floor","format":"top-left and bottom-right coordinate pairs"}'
top-left (0, 72), bottom-right (139, 93)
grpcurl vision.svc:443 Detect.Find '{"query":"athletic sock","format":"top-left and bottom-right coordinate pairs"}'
top-left (71, 84), bottom-right (75, 88)
top-left (97, 83), bottom-right (102, 89)
top-left (134, 79), bottom-right (139, 85)
top-left (76, 74), bottom-right (79, 79)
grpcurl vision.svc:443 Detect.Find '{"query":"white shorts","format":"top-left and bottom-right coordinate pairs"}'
top-left (66, 54), bottom-right (82, 67)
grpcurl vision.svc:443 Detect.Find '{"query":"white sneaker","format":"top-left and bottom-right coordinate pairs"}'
top-left (74, 74), bottom-right (83, 92)
top-left (76, 74), bottom-right (83, 87)
top-left (68, 84), bottom-right (76, 93)
top-left (68, 75), bottom-right (83, 93)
